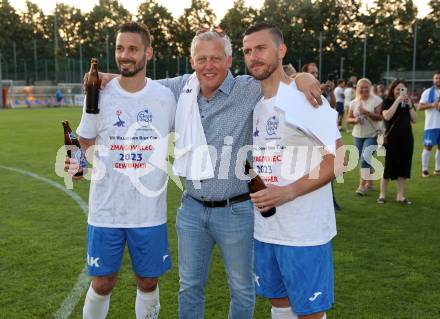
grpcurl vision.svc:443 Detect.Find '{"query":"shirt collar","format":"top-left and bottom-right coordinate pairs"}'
top-left (217, 71), bottom-right (234, 96)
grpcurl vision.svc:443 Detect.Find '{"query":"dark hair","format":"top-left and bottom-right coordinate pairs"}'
top-left (301, 62), bottom-right (317, 73)
top-left (386, 79), bottom-right (407, 100)
top-left (434, 71), bottom-right (440, 76)
top-left (243, 23), bottom-right (284, 46)
top-left (346, 81), bottom-right (353, 88)
top-left (337, 79), bottom-right (344, 85)
top-left (118, 21), bottom-right (152, 48)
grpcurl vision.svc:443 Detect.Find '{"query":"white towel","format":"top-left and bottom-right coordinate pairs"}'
top-left (275, 82), bottom-right (339, 155)
top-left (173, 73), bottom-right (215, 180)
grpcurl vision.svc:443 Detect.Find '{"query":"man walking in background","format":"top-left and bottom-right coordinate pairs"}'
top-left (418, 71), bottom-right (440, 177)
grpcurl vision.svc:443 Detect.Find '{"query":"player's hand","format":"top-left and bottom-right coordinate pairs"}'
top-left (250, 184), bottom-right (296, 213)
top-left (83, 72), bottom-right (112, 92)
top-left (64, 157), bottom-right (84, 180)
top-left (295, 73), bottom-right (323, 107)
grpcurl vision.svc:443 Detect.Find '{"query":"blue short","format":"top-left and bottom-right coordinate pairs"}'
top-left (86, 223), bottom-right (171, 277)
top-left (254, 239), bottom-right (334, 316)
top-left (336, 102), bottom-right (344, 114)
top-left (423, 129), bottom-right (440, 147)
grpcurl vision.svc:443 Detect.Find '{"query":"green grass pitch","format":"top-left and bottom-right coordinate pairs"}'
top-left (0, 107), bottom-right (439, 318)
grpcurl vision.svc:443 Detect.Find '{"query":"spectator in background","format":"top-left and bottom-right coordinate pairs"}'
top-left (301, 62), bottom-right (318, 79)
top-left (374, 84), bottom-right (386, 100)
top-left (378, 80), bottom-right (417, 204)
top-left (418, 71), bottom-right (440, 177)
top-left (55, 88), bottom-right (64, 107)
top-left (302, 63), bottom-right (336, 108)
top-left (283, 64), bottom-right (296, 79)
top-left (344, 81), bottom-right (355, 132)
top-left (346, 78), bottom-right (383, 195)
top-left (334, 79), bottom-right (345, 130)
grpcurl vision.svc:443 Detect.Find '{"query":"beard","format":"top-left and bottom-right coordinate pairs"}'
top-left (248, 59), bottom-right (278, 81)
top-left (117, 57), bottom-right (146, 77)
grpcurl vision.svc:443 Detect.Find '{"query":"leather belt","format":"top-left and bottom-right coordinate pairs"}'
top-left (191, 193), bottom-right (251, 208)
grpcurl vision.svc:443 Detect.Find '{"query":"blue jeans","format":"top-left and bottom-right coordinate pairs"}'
top-left (354, 136), bottom-right (377, 169)
top-left (176, 193), bottom-right (255, 319)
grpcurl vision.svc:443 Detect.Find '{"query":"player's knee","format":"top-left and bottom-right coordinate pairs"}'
top-left (298, 312), bottom-right (326, 319)
top-left (136, 277), bottom-right (158, 292)
top-left (92, 275), bottom-right (117, 295)
top-left (270, 297), bottom-right (290, 308)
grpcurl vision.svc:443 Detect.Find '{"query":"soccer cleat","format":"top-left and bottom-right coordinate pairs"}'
top-left (434, 170), bottom-right (440, 176)
top-left (376, 197), bottom-right (385, 204)
top-left (422, 170), bottom-right (430, 177)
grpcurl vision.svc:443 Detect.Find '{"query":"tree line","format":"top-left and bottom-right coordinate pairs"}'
top-left (0, 0), bottom-right (439, 82)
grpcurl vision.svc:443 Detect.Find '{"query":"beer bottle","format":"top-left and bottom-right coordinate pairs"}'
top-left (62, 120), bottom-right (86, 177)
top-left (245, 161), bottom-right (276, 218)
top-left (85, 58), bottom-right (101, 114)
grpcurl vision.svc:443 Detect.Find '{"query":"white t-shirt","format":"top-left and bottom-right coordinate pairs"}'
top-left (334, 86), bottom-right (345, 103)
top-left (77, 78), bottom-right (176, 228)
top-left (252, 91), bottom-right (340, 247)
top-left (419, 87), bottom-right (440, 130)
top-left (349, 95), bottom-right (382, 138)
top-left (344, 87), bottom-right (354, 108)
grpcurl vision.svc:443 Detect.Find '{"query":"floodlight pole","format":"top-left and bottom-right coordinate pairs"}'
top-left (340, 57), bottom-right (345, 80)
top-left (319, 32), bottom-right (323, 82)
top-left (34, 39), bottom-right (38, 82)
top-left (0, 50), bottom-right (3, 108)
top-left (363, 27), bottom-right (367, 78)
top-left (411, 21), bottom-right (418, 93)
top-left (386, 54), bottom-right (390, 85)
top-left (13, 41), bottom-right (17, 80)
top-left (106, 34), bottom-right (109, 73)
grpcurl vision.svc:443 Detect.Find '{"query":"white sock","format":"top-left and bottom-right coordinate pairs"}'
top-left (83, 284), bottom-right (111, 319)
top-left (422, 149), bottom-right (431, 171)
top-left (321, 314), bottom-right (327, 319)
top-left (435, 150), bottom-right (440, 171)
top-left (271, 306), bottom-right (298, 319)
top-left (135, 286), bottom-right (160, 319)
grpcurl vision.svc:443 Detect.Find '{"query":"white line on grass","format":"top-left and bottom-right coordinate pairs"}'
top-left (0, 165), bottom-right (89, 319)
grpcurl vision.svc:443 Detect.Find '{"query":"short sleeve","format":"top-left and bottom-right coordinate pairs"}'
top-left (76, 98), bottom-right (99, 139)
top-left (381, 98), bottom-right (393, 111)
top-left (419, 89), bottom-right (430, 104)
top-left (156, 75), bottom-right (190, 102)
top-left (374, 95), bottom-right (383, 106)
top-left (349, 99), bottom-right (357, 112)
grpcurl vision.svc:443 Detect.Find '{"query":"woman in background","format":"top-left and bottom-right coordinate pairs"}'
top-left (378, 80), bottom-right (417, 204)
top-left (346, 78), bottom-right (383, 195)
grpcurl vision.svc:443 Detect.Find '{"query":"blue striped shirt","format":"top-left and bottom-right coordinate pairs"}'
top-left (158, 72), bottom-right (262, 200)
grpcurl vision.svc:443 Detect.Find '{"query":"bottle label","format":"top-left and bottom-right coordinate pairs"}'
top-left (72, 148), bottom-right (87, 169)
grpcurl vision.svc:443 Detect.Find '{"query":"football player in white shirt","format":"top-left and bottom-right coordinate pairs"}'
top-left (243, 23), bottom-right (344, 319)
top-left (65, 22), bottom-right (176, 319)
top-left (418, 71), bottom-right (440, 177)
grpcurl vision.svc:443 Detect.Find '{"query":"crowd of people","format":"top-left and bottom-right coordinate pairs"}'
top-left (62, 20), bottom-right (440, 319)
top-left (290, 66), bottom-right (439, 205)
